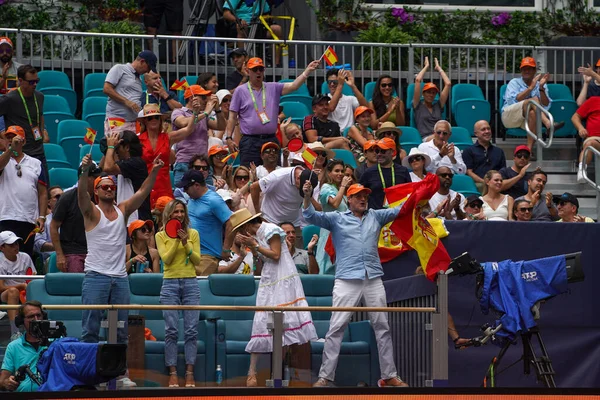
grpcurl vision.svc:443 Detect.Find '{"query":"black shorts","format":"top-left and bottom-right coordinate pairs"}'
top-left (143, 0), bottom-right (184, 32)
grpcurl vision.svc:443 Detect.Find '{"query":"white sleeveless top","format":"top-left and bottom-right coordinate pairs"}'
top-left (481, 195), bottom-right (509, 221)
top-left (84, 205), bottom-right (127, 277)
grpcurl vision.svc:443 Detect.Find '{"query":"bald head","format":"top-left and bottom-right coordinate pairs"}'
top-left (474, 120), bottom-right (492, 145)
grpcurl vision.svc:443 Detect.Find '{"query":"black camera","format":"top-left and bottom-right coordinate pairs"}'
top-left (29, 320), bottom-right (67, 346)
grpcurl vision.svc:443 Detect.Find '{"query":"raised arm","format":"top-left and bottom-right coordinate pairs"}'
top-left (413, 56), bottom-right (429, 108)
top-left (435, 58), bottom-right (451, 108)
top-left (120, 156), bottom-right (164, 219)
top-left (77, 154), bottom-right (97, 219)
top-left (250, 181), bottom-right (262, 214)
top-left (282, 60), bottom-right (320, 96)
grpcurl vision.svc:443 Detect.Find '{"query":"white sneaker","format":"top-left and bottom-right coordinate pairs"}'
top-left (117, 377), bottom-right (137, 388)
top-left (0, 311), bottom-right (7, 320)
top-left (577, 169), bottom-right (585, 183)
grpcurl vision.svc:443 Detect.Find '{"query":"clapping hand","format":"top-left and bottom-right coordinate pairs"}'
top-left (539, 73), bottom-right (550, 87)
top-left (307, 234), bottom-right (318, 252)
top-left (423, 56), bottom-right (430, 70)
top-left (434, 57), bottom-right (442, 72)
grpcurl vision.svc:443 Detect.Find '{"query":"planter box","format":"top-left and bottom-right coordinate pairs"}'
top-left (547, 36), bottom-right (600, 74)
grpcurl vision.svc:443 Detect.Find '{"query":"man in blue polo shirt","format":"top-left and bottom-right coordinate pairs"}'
top-left (462, 120), bottom-right (506, 192)
top-left (0, 300), bottom-right (47, 392)
top-left (140, 71), bottom-right (181, 113)
top-left (180, 169), bottom-right (234, 275)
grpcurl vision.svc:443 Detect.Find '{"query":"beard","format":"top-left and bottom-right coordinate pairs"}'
top-left (0, 55), bottom-right (10, 64)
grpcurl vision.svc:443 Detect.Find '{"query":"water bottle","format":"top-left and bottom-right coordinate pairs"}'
top-left (283, 364), bottom-right (290, 381)
top-left (289, 58), bottom-right (296, 69)
top-left (137, 261), bottom-right (148, 273)
top-left (215, 364), bottom-right (223, 385)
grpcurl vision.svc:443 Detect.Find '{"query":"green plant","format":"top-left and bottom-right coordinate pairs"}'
top-left (307, 0), bottom-right (371, 33)
top-left (85, 20), bottom-right (145, 63)
top-left (356, 25), bottom-right (414, 70)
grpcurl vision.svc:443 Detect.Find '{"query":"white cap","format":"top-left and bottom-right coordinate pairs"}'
top-left (0, 231), bottom-right (21, 246)
top-left (216, 189), bottom-right (233, 202)
top-left (216, 89), bottom-right (232, 105)
top-left (290, 153), bottom-right (305, 165)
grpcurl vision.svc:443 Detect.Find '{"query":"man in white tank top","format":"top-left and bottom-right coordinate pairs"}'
top-left (77, 154), bottom-right (163, 349)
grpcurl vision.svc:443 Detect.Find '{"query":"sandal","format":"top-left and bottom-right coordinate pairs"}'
top-left (185, 371), bottom-right (196, 388)
top-left (247, 374), bottom-right (257, 387)
top-left (168, 371), bottom-right (179, 388)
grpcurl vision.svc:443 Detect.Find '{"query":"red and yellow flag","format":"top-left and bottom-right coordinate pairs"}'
top-left (170, 79), bottom-right (190, 91)
top-left (107, 117), bottom-right (126, 129)
top-left (322, 46), bottom-right (338, 66)
top-left (83, 128), bottom-right (97, 145)
top-left (386, 174), bottom-right (451, 281)
top-left (301, 147), bottom-right (318, 169)
top-left (222, 151), bottom-right (238, 163)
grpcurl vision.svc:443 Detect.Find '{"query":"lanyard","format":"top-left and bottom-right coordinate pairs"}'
top-left (247, 82), bottom-right (266, 116)
top-left (378, 163), bottom-right (395, 189)
top-left (18, 87), bottom-right (39, 127)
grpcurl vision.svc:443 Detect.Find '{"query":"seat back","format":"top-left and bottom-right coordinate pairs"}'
top-left (37, 70), bottom-right (72, 90)
top-left (280, 101), bottom-right (311, 119)
top-left (38, 89), bottom-right (77, 115)
top-left (49, 167), bottom-right (78, 189)
top-left (332, 148), bottom-right (357, 168)
top-left (128, 274), bottom-right (166, 339)
top-left (453, 99), bottom-right (491, 132)
top-left (546, 83), bottom-right (573, 100)
top-left (448, 126), bottom-right (474, 150)
top-left (546, 84), bottom-right (578, 137)
top-left (279, 80), bottom-right (310, 96)
top-left (82, 97), bottom-right (108, 119)
top-left (451, 83), bottom-right (484, 110)
top-left (450, 174), bottom-right (480, 197)
top-left (45, 114), bottom-right (76, 145)
top-left (398, 126), bottom-right (422, 149)
top-left (302, 225), bottom-right (320, 250)
top-left (43, 95), bottom-right (72, 114)
top-left (57, 119), bottom-right (92, 144)
top-left (321, 81), bottom-right (354, 96)
top-left (279, 94), bottom-right (313, 111)
top-left (300, 275), bottom-right (350, 340)
top-left (79, 144), bottom-right (104, 163)
top-left (83, 73), bottom-right (108, 98)
top-left (43, 143), bottom-right (68, 162)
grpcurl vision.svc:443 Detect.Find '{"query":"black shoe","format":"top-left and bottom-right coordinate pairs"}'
top-left (553, 121), bottom-right (565, 132)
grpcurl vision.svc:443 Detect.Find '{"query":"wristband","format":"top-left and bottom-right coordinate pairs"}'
top-left (107, 146), bottom-right (115, 149)
top-left (202, 111), bottom-right (209, 117)
top-left (432, 211), bottom-right (438, 217)
top-left (165, 94), bottom-right (174, 101)
top-left (302, 71), bottom-right (309, 79)
top-left (39, 215), bottom-right (46, 220)
top-left (225, 136), bottom-right (233, 141)
top-left (307, 251), bottom-right (314, 256)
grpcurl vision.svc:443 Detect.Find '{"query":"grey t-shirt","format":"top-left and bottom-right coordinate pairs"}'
top-left (105, 63), bottom-right (142, 122)
top-left (515, 195), bottom-right (557, 222)
top-left (0, 88), bottom-right (45, 158)
top-left (413, 101), bottom-right (442, 137)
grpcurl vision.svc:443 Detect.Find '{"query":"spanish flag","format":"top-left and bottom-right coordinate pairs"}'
top-left (301, 147), bottom-right (318, 169)
top-left (170, 79), bottom-right (190, 91)
top-left (322, 46), bottom-right (338, 67)
top-left (107, 117), bottom-right (126, 129)
top-left (222, 151), bottom-right (238, 163)
top-left (83, 128), bottom-right (97, 145)
top-left (386, 174), bottom-right (451, 281)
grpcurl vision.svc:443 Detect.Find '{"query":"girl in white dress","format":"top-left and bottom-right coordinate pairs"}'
top-left (480, 170), bottom-right (514, 221)
top-left (232, 209), bottom-right (317, 387)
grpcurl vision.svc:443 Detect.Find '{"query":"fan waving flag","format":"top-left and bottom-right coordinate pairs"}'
top-left (322, 46), bottom-right (339, 67)
top-left (83, 128), bottom-right (97, 145)
top-left (222, 151), bottom-right (238, 163)
top-left (386, 174), bottom-right (451, 281)
top-left (170, 79), bottom-right (190, 91)
top-left (301, 147), bottom-right (318, 170)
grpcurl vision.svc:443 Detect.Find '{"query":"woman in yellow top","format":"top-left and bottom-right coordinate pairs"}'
top-left (155, 199), bottom-right (201, 388)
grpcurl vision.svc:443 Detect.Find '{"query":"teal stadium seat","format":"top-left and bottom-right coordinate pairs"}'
top-left (280, 101), bottom-right (311, 120)
top-left (546, 83), bottom-right (578, 137)
top-left (302, 225), bottom-right (321, 250)
top-left (49, 168), bottom-right (78, 189)
top-left (448, 126), bottom-right (474, 150)
top-left (332, 148), bottom-right (357, 168)
top-left (83, 72), bottom-right (108, 98)
top-left (79, 144), bottom-right (104, 164)
top-left (279, 94), bottom-right (313, 111)
top-left (321, 81), bottom-right (353, 96)
top-left (499, 84), bottom-right (527, 138)
top-left (82, 97), bottom-right (108, 140)
top-left (57, 120), bottom-right (93, 169)
top-left (451, 83), bottom-right (491, 132)
top-left (407, 83), bottom-right (445, 128)
top-left (43, 95), bottom-right (74, 144)
top-left (450, 174), bottom-right (480, 197)
top-left (397, 126), bottom-right (422, 151)
top-left (37, 70), bottom-right (77, 115)
top-left (47, 252), bottom-right (59, 273)
top-left (279, 79), bottom-right (310, 96)
top-left (176, 75), bottom-right (198, 104)
top-left (43, 143), bottom-right (72, 169)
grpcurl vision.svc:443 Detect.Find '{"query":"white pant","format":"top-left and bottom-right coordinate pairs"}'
top-left (318, 277), bottom-right (398, 382)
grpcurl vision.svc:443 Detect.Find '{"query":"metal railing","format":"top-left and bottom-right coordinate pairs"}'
top-left (524, 99), bottom-right (556, 163)
top-left (582, 146), bottom-right (600, 218)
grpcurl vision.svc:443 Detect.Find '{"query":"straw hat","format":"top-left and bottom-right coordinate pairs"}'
top-left (230, 208), bottom-right (262, 231)
top-left (401, 148), bottom-right (431, 168)
top-left (376, 122), bottom-right (403, 139)
top-left (137, 103), bottom-right (167, 120)
top-left (307, 141), bottom-right (335, 160)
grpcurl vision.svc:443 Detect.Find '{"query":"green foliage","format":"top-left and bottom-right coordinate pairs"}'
top-left (306, 0), bottom-right (371, 33)
top-left (356, 25), bottom-right (414, 70)
top-left (85, 21), bottom-right (145, 63)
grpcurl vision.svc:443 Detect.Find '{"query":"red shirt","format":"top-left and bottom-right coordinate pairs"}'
top-left (576, 96), bottom-right (600, 137)
top-left (139, 130), bottom-right (173, 207)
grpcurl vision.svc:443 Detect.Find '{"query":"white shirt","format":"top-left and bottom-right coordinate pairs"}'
top-left (418, 139), bottom-right (467, 175)
top-left (0, 155), bottom-right (43, 224)
top-left (219, 251), bottom-right (254, 274)
top-left (256, 165), bottom-right (281, 180)
top-left (328, 94), bottom-right (359, 131)
top-left (0, 252), bottom-right (36, 287)
top-left (259, 166), bottom-right (304, 226)
top-left (429, 190), bottom-right (465, 220)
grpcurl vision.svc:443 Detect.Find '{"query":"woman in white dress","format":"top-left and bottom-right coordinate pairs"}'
top-left (480, 170), bottom-right (514, 221)
top-left (231, 208), bottom-right (318, 387)
top-left (402, 148), bottom-right (432, 182)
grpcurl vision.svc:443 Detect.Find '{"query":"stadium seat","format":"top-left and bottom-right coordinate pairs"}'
top-left (320, 81), bottom-right (353, 96)
top-left (546, 83), bottom-right (578, 137)
top-left (280, 94), bottom-right (313, 111)
top-left (398, 126), bottom-right (422, 151)
top-left (43, 95), bottom-right (72, 114)
top-left (43, 95), bottom-right (75, 144)
top-left (363, 81), bottom-right (397, 102)
top-left (451, 83), bottom-right (491, 132)
top-left (450, 174), bottom-right (480, 197)
top-left (302, 225), bottom-right (320, 249)
top-left (82, 97), bottom-right (108, 139)
top-left (332, 148), bottom-right (357, 168)
top-left (49, 167), bottom-right (78, 189)
top-left (170, 170), bottom-right (175, 189)
top-left (279, 79), bottom-right (310, 96)
top-left (43, 143), bottom-right (72, 169)
top-left (83, 72), bottom-right (108, 98)
top-left (79, 144), bottom-right (104, 164)
top-left (176, 75), bottom-right (198, 104)
top-left (448, 126), bottom-right (473, 150)
top-left (280, 101), bottom-right (311, 119)
top-left (57, 120), bottom-right (92, 168)
top-left (47, 253), bottom-right (59, 273)
top-left (37, 70), bottom-right (77, 115)
top-left (499, 84), bottom-right (527, 138)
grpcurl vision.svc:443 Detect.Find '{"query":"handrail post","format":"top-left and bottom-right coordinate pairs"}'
top-left (536, 106), bottom-right (544, 163)
top-left (408, 46), bottom-right (414, 79)
top-left (431, 272), bottom-right (448, 387)
top-left (266, 311), bottom-right (285, 388)
top-left (16, 30), bottom-right (23, 61)
top-left (525, 99), bottom-right (554, 153)
top-left (107, 309), bottom-right (118, 390)
top-left (152, 36), bottom-right (159, 58)
top-left (582, 146), bottom-right (600, 218)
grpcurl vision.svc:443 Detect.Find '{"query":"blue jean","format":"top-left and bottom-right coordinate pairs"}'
top-left (81, 271), bottom-right (130, 344)
top-left (172, 162), bottom-right (188, 188)
top-left (160, 278), bottom-right (201, 367)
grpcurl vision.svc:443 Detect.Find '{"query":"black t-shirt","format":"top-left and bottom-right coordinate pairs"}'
top-left (360, 162), bottom-right (412, 210)
top-left (52, 187), bottom-right (87, 255)
top-left (302, 115), bottom-right (341, 141)
top-left (499, 166), bottom-right (529, 199)
top-left (0, 89), bottom-right (45, 158)
top-left (587, 81), bottom-right (600, 98)
top-left (226, 70), bottom-right (244, 91)
top-left (117, 156), bottom-right (151, 220)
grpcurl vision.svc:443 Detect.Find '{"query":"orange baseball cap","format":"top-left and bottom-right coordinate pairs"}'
top-left (0, 37), bottom-right (13, 47)
top-left (247, 57), bottom-right (264, 69)
top-left (208, 145), bottom-right (229, 157)
top-left (94, 175), bottom-right (115, 188)
top-left (354, 106), bottom-right (374, 119)
top-left (4, 125), bottom-right (25, 138)
top-left (363, 139), bottom-right (377, 151)
top-left (127, 219), bottom-right (153, 237)
top-left (184, 84), bottom-right (211, 100)
top-left (376, 137), bottom-right (396, 150)
top-left (423, 82), bottom-right (439, 93)
top-left (596, 59), bottom-right (600, 67)
top-left (154, 196), bottom-right (174, 212)
top-left (346, 183), bottom-right (372, 197)
top-left (520, 57), bottom-right (536, 69)
top-left (261, 141), bottom-right (280, 153)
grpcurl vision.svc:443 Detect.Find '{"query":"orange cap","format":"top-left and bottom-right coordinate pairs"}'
top-left (346, 183), bottom-right (372, 197)
top-left (4, 125), bottom-right (25, 138)
top-left (596, 59), bottom-right (600, 67)
top-left (154, 196), bottom-right (174, 212)
top-left (376, 137), bottom-right (396, 150)
top-left (354, 106), bottom-right (374, 119)
top-left (94, 175), bottom-right (115, 189)
top-left (520, 57), bottom-right (536, 69)
top-left (0, 37), bottom-right (13, 48)
top-left (247, 57), bottom-right (264, 69)
top-left (261, 141), bottom-right (280, 153)
top-left (208, 145), bottom-right (229, 157)
top-left (363, 139), bottom-right (377, 151)
top-left (423, 82), bottom-right (439, 93)
top-left (184, 84), bottom-right (211, 100)
top-left (127, 219), bottom-right (153, 237)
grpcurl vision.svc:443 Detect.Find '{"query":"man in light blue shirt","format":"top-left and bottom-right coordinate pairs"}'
top-left (302, 182), bottom-right (409, 388)
top-left (501, 56), bottom-right (563, 152)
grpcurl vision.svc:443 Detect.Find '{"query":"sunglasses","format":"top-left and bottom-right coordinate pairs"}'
top-left (316, 151), bottom-right (328, 157)
top-left (192, 165), bottom-right (209, 171)
top-left (251, 67), bottom-right (265, 73)
top-left (409, 156), bottom-right (424, 163)
top-left (438, 173), bottom-right (454, 179)
top-left (25, 78), bottom-right (40, 85)
top-left (374, 148), bottom-right (390, 154)
top-left (327, 80), bottom-right (338, 86)
top-left (145, 115), bottom-right (161, 121)
top-left (52, 194), bottom-right (61, 200)
top-left (515, 152), bottom-right (530, 159)
top-left (213, 153), bottom-right (227, 159)
top-left (518, 207), bottom-right (533, 212)
top-left (221, 97), bottom-right (231, 103)
top-left (557, 201), bottom-right (572, 207)
top-left (380, 83), bottom-right (393, 88)
top-left (0, 49), bottom-right (12, 55)
top-left (235, 175), bottom-right (250, 181)
top-left (434, 130), bottom-right (450, 136)
top-left (137, 226), bottom-right (151, 233)
top-left (15, 163), bottom-right (22, 177)
top-left (468, 202), bottom-right (482, 208)
top-left (97, 184), bottom-right (116, 191)
top-left (262, 148), bottom-right (278, 154)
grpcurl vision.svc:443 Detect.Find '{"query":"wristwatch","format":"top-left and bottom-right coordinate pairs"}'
top-left (225, 136), bottom-right (233, 141)
top-left (307, 250), bottom-right (314, 256)
top-left (165, 94), bottom-right (174, 101)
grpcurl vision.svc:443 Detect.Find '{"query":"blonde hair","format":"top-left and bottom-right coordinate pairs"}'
top-left (161, 199), bottom-right (189, 232)
top-left (482, 169), bottom-right (501, 196)
top-left (229, 165), bottom-right (252, 188)
top-left (283, 123), bottom-right (302, 139)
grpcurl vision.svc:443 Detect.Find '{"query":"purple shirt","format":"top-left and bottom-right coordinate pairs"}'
top-left (230, 82), bottom-right (284, 135)
top-left (171, 107), bottom-right (209, 162)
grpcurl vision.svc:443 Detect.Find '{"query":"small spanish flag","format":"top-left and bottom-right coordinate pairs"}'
top-left (301, 147), bottom-right (317, 169)
top-left (170, 79), bottom-right (190, 91)
top-left (108, 117), bottom-right (125, 129)
top-left (322, 46), bottom-right (339, 67)
top-left (222, 151), bottom-right (238, 163)
top-left (83, 128), bottom-right (97, 145)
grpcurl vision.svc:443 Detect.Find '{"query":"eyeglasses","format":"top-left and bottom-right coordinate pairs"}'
top-left (468, 203), bottom-right (482, 208)
top-left (518, 207), bottom-right (533, 212)
top-left (438, 173), bottom-right (454, 179)
top-left (145, 115), bottom-right (161, 121)
top-left (383, 131), bottom-right (397, 138)
top-left (221, 97), bottom-right (231, 103)
top-left (515, 152), bottom-right (530, 159)
top-left (213, 153), bottom-right (227, 159)
top-left (434, 130), bottom-right (450, 136)
top-left (327, 80), bottom-right (338, 86)
top-left (262, 148), bottom-right (278, 154)
top-left (26, 79), bottom-right (40, 85)
top-left (250, 67), bottom-right (265, 73)
top-left (373, 148), bottom-right (390, 154)
top-left (557, 201), bottom-right (572, 207)
top-left (235, 175), bottom-right (250, 181)
top-left (316, 151), bottom-right (328, 157)
top-left (138, 226), bottom-right (151, 233)
top-left (15, 163), bottom-right (21, 177)
top-left (409, 156), bottom-right (424, 163)
top-left (0, 49), bottom-right (12, 55)
top-left (97, 184), bottom-right (116, 191)
top-left (192, 165), bottom-right (209, 171)
top-left (380, 83), bottom-right (393, 88)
